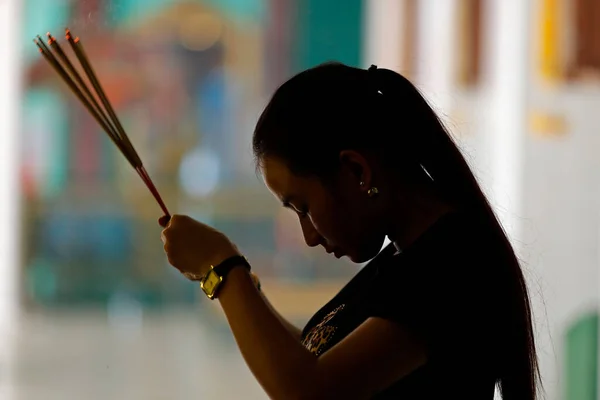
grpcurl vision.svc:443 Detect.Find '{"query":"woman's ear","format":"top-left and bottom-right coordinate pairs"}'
top-left (339, 150), bottom-right (373, 193)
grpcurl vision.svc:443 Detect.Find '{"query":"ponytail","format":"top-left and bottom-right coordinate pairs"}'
top-left (372, 66), bottom-right (541, 399)
top-left (371, 67), bottom-right (481, 211)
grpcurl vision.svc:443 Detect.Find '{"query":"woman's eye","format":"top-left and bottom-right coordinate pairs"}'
top-left (283, 201), bottom-right (308, 218)
top-left (291, 205), bottom-right (308, 217)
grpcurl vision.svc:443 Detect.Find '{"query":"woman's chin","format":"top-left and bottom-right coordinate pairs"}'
top-left (333, 237), bottom-right (386, 264)
top-left (346, 252), bottom-right (369, 264)
top-left (349, 244), bottom-right (385, 263)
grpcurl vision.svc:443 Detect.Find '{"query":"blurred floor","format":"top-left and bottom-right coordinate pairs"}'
top-left (1, 309), bottom-right (267, 400)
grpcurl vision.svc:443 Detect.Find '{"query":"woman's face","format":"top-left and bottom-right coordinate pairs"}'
top-left (261, 156), bottom-right (388, 263)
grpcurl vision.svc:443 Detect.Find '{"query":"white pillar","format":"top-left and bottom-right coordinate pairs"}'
top-left (363, 0), bottom-right (403, 70)
top-left (415, 0), bottom-right (458, 112)
top-left (484, 2), bottom-right (530, 399)
top-left (364, 0), bottom-right (458, 108)
top-left (484, 0), bottom-right (529, 240)
top-left (0, 0), bottom-right (22, 328)
top-left (0, 3), bottom-right (21, 399)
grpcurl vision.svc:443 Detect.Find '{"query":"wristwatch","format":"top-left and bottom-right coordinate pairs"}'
top-left (200, 255), bottom-right (251, 300)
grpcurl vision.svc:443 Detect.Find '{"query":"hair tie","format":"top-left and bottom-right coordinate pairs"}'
top-left (367, 64), bottom-right (383, 95)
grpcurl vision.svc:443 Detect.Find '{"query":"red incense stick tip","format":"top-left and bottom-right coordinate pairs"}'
top-left (74, 37), bottom-right (80, 43)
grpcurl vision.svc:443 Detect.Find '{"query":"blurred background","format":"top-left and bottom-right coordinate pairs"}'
top-left (0, 0), bottom-right (597, 399)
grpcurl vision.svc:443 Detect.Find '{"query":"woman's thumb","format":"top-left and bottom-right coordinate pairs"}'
top-left (158, 215), bottom-right (171, 228)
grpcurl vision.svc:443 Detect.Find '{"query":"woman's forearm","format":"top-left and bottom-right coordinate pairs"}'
top-left (217, 266), bottom-right (318, 399)
top-left (260, 291), bottom-right (303, 340)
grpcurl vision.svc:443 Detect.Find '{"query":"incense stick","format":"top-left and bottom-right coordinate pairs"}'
top-left (34, 29), bottom-right (171, 217)
top-left (65, 30), bottom-right (142, 167)
top-left (47, 33), bottom-right (118, 144)
top-left (62, 32), bottom-right (171, 217)
top-left (137, 166), bottom-right (170, 216)
top-left (45, 33), bottom-right (141, 173)
top-left (34, 38), bottom-right (128, 158)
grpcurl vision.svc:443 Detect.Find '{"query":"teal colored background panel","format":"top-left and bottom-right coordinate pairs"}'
top-left (109, 0), bottom-right (266, 26)
top-left (22, 0), bottom-right (70, 64)
top-left (565, 312), bottom-right (598, 400)
top-left (23, 89), bottom-right (70, 199)
top-left (293, 0), bottom-right (363, 73)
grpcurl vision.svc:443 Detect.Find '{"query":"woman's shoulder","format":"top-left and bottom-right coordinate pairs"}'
top-left (371, 209), bottom-right (495, 287)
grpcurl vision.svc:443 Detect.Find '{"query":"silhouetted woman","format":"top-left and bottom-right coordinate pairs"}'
top-left (160, 62), bottom-right (540, 399)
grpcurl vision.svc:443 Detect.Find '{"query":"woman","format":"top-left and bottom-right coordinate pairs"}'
top-left (160, 62), bottom-right (540, 399)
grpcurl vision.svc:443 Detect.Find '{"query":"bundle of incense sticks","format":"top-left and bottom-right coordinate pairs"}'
top-left (33, 28), bottom-right (170, 217)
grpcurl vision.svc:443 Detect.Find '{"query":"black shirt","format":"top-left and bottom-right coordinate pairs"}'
top-left (300, 211), bottom-right (501, 399)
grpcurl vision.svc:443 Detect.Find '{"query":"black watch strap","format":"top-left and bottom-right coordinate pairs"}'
top-left (213, 255), bottom-right (251, 278)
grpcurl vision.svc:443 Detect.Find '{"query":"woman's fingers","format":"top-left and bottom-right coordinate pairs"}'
top-left (158, 215), bottom-right (171, 228)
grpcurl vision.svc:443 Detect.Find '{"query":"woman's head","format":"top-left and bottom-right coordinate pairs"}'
top-left (253, 61), bottom-right (540, 399)
top-left (253, 62), bottom-right (454, 263)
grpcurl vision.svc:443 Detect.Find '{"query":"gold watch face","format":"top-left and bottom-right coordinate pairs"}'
top-left (200, 269), bottom-right (223, 299)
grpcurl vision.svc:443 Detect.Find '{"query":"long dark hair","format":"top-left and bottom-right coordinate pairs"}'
top-left (252, 62), bottom-right (540, 399)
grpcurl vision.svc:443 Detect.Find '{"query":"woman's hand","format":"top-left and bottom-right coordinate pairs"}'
top-left (159, 214), bottom-right (240, 280)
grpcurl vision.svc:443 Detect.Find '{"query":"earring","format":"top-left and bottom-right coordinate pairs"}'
top-left (360, 181), bottom-right (378, 197)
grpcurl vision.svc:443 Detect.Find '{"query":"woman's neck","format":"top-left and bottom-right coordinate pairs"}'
top-left (387, 189), bottom-right (454, 252)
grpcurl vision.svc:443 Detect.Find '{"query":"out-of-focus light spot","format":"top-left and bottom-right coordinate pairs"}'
top-left (179, 148), bottom-right (220, 198)
top-left (529, 111), bottom-right (568, 138)
top-left (179, 12), bottom-right (223, 52)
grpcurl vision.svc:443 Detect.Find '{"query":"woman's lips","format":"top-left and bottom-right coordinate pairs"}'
top-left (325, 247), bottom-right (343, 259)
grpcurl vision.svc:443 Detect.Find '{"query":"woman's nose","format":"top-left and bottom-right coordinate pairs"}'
top-left (300, 218), bottom-right (322, 248)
